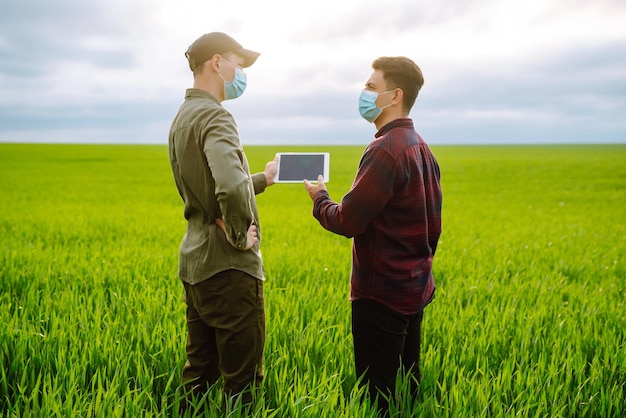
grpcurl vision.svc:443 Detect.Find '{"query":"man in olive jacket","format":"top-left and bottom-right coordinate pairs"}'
top-left (168, 32), bottom-right (277, 410)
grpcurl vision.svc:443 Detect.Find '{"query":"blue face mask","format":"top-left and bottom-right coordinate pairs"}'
top-left (218, 59), bottom-right (247, 100)
top-left (358, 89), bottom-right (393, 123)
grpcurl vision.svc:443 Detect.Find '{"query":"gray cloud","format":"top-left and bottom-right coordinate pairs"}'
top-left (428, 41), bottom-right (626, 118)
top-left (289, 0), bottom-right (481, 44)
top-left (1, 1), bottom-right (140, 68)
top-left (0, 0), bottom-right (625, 145)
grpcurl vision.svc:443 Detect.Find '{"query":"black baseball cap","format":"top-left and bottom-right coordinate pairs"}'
top-left (185, 32), bottom-right (260, 71)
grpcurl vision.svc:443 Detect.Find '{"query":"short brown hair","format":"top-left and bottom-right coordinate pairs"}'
top-left (372, 56), bottom-right (424, 112)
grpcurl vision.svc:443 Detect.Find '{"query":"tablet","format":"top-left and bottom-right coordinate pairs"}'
top-left (275, 152), bottom-right (330, 183)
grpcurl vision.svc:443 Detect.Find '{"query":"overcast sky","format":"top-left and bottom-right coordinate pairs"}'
top-left (1, 0), bottom-right (625, 145)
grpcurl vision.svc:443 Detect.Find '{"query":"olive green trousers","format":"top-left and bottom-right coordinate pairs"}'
top-left (181, 269), bottom-right (265, 406)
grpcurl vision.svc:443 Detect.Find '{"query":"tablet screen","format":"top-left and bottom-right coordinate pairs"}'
top-left (275, 152), bottom-right (329, 183)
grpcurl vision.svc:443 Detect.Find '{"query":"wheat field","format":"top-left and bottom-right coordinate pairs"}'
top-left (0, 143), bottom-right (624, 417)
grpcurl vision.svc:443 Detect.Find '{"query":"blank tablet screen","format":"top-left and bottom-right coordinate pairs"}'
top-left (275, 152), bottom-right (329, 183)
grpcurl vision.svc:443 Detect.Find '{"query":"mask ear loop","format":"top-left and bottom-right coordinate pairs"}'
top-left (215, 55), bottom-right (230, 82)
top-left (378, 89), bottom-right (396, 111)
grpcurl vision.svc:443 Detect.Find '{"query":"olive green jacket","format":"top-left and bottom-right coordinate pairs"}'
top-left (168, 88), bottom-right (267, 284)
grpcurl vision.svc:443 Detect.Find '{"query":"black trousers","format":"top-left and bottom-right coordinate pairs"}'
top-left (352, 298), bottom-right (424, 413)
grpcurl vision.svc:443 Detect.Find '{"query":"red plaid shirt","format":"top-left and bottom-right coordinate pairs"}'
top-left (312, 118), bottom-right (442, 315)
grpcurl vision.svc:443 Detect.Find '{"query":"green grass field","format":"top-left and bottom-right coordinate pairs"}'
top-left (1, 143), bottom-right (624, 417)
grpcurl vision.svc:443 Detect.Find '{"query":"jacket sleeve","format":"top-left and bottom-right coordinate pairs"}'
top-left (203, 110), bottom-right (256, 250)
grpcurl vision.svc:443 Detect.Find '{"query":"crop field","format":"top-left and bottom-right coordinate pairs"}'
top-left (0, 143), bottom-right (624, 417)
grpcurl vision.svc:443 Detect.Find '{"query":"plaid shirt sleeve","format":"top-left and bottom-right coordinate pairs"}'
top-left (312, 144), bottom-right (394, 238)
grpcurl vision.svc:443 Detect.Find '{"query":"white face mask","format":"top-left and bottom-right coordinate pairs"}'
top-left (218, 59), bottom-right (247, 100)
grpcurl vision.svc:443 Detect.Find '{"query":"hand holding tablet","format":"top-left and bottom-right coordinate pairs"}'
top-left (275, 152), bottom-right (330, 183)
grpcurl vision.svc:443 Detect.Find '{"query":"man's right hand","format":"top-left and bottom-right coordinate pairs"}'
top-left (304, 175), bottom-right (327, 201)
top-left (264, 156), bottom-right (279, 186)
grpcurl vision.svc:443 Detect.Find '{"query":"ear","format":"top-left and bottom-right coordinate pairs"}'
top-left (208, 54), bottom-right (222, 72)
top-left (392, 88), bottom-right (404, 105)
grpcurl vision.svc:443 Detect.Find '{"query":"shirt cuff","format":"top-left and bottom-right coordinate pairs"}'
top-left (314, 189), bottom-right (329, 202)
top-left (251, 172), bottom-right (267, 194)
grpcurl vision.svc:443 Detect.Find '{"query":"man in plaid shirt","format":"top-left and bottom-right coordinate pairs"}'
top-left (305, 56), bottom-right (442, 415)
